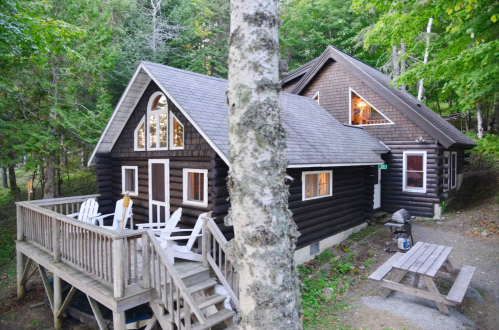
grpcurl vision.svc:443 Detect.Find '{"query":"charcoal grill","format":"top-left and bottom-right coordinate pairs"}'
top-left (384, 209), bottom-right (416, 253)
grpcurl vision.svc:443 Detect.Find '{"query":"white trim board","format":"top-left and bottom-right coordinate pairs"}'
top-left (288, 162), bottom-right (383, 168)
top-left (402, 150), bottom-right (427, 193)
top-left (349, 87), bottom-right (394, 127)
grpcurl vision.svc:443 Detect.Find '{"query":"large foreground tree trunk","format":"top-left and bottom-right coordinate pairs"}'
top-left (226, 0), bottom-right (302, 329)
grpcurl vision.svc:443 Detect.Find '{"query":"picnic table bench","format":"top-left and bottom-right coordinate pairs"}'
top-left (368, 241), bottom-right (476, 315)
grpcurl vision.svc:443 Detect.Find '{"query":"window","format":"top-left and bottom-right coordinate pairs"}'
top-left (450, 151), bottom-right (457, 189)
top-left (147, 92), bottom-right (169, 150)
top-left (302, 171), bottom-right (332, 201)
top-left (134, 116), bottom-right (146, 151)
top-left (170, 112), bottom-right (184, 149)
top-left (183, 169), bottom-right (208, 207)
top-left (313, 91), bottom-right (320, 105)
top-left (403, 151), bottom-right (427, 193)
top-left (349, 88), bottom-right (393, 126)
top-left (122, 166), bottom-right (138, 196)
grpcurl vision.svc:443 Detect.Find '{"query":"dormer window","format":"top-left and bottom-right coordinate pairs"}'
top-left (313, 91), bottom-right (320, 105)
top-left (148, 92), bottom-right (169, 150)
top-left (350, 88), bottom-right (393, 126)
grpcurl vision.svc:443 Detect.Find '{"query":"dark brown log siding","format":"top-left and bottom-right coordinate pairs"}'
top-left (297, 60), bottom-right (433, 142)
top-left (210, 161), bottom-right (376, 248)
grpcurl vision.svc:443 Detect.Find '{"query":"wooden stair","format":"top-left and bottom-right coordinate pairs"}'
top-left (150, 273), bottom-right (235, 330)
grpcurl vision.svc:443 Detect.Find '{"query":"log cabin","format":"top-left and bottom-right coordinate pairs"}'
top-left (88, 61), bottom-right (389, 263)
top-left (282, 46), bottom-right (476, 218)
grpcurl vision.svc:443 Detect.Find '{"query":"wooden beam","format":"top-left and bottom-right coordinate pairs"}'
top-left (379, 269), bottom-right (407, 298)
top-left (87, 295), bottom-right (108, 330)
top-left (38, 264), bottom-right (54, 310)
top-left (53, 275), bottom-right (62, 330)
top-left (17, 250), bottom-right (26, 298)
top-left (144, 315), bottom-right (158, 330)
top-left (20, 258), bottom-right (33, 286)
top-left (56, 286), bottom-right (77, 319)
top-left (423, 276), bottom-right (450, 314)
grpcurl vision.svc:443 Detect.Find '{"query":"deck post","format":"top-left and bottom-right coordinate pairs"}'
top-left (53, 275), bottom-right (62, 330)
top-left (52, 217), bottom-right (61, 262)
top-left (141, 233), bottom-right (150, 289)
top-left (202, 219), bottom-right (209, 268)
top-left (17, 204), bottom-right (26, 298)
top-left (113, 238), bottom-right (126, 298)
top-left (113, 311), bottom-right (126, 330)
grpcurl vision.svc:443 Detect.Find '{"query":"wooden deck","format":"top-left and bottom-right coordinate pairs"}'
top-left (15, 195), bottom-right (240, 330)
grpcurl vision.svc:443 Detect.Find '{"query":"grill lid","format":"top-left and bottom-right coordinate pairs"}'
top-left (392, 209), bottom-right (412, 223)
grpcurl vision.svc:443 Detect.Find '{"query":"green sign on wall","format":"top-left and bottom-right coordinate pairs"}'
top-left (379, 164), bottom-right (388, 170)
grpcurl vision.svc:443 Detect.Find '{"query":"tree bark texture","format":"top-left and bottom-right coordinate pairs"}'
top-left (1, 166), bottom-right (8, 189)
top-left (8, 164), bottom-right (17, 191)
top-left (476, 103), bottom-right (484, 139)
top-left (488, 94), bottom-right (498, 133)
top-left (392, 45), bottom-right (399, 85)
top-left (418, 17), bottom-right (433, 101)
top-left (227, 0), bottom-right (302, 329)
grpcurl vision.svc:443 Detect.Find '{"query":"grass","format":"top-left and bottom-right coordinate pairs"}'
top-left (299, 225), bottom-right (383, 329)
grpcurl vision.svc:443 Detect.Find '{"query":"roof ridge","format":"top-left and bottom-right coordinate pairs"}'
top-left (327, 45), bottom-right (386, 77)
top-left (142, 61), bottom-right (228, 83)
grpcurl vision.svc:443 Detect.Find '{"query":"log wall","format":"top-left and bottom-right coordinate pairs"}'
top-left (210, 161), bottom-right (376, 248)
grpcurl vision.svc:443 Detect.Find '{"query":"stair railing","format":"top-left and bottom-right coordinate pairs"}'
top-left (202, 216), bottom-right (241, 311)
top-left (142, 230), bottom-right (207, 328)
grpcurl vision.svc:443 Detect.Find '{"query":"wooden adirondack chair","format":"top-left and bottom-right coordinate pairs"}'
top-left (136, 208), bottom-right (182, 251)
top-left (67, 198), bottom-right (101, 224)
top-left (93, 199), bottom-right (134, 231)
top-left (158, 212), bottom-right (209, 264)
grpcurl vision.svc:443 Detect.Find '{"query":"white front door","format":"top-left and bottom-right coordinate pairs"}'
top-left (374, 167), bottom-right (381, 209)
top-left (148, 159), bottom-right (170, 223)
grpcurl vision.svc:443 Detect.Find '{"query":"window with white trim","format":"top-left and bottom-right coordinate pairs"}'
top-left (302, 170), bottom-right (332, 200)
top-left (170, 111), bottom-right (184, 149)
top-left (183, 169), bottom-right (208, 207)
top-left (350, 88), bottom-right (393, 126)
top-left (122, 166), bottom-right (138, 196)
top-left (313, 91), bottom-right (320, 105)
top-left (403, 151), bottom-right (427, 193)
top-left (147, 91), bottom-right (169, 150)
top-left (134, 115), bottom-right (146, 151)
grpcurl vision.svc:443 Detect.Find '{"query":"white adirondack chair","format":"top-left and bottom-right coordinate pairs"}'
top-left (136, 207), bottom-right (182, 230)
top-left (158, 212), bottom-right (209, 264)
top-left (67, 198), bottom-right (100, 224)
top-left (93, 199), bottom-right (134, 231)
top-left (136, 208), bottom-right (182, 251)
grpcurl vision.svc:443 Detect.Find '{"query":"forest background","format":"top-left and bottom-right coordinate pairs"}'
top-left (1, 0), bottom-right (498, 198)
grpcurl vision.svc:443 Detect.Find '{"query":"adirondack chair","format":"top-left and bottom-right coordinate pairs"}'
top-left (136, 207), bottom-right (182, 230)
top-left (158, 212), bottom-right (209, 264)
top-left (93, 199), bottom-right (134, 231)
top-left (67, 198), bottom-right (101, 224)
top-left (136, 208), bottom-right (182, 251)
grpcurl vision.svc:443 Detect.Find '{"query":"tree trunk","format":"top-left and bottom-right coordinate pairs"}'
top-left (8, 164), bottom-right (18, 192)
top-left (227, 0), bottom-right (302, 329)
top-left (400, 39), bottom-right (406, 91)
top-left (392, 45), bottom-right (399, 85)
top-left (449, 93), bottom-right (453, 108)
top-left (44, 150), bottom-right (56, 198)
top-left (476, 104), bottom-right (484, 139)
top-left (44, 60), bottom-right (59, 199)
top-left (488, 96), bottom-right (498, 133)
top-left (418, 17), bottom-right (433, 101)
top-left (465, 112), bottom-right (470, 134)
top-left (1, 166), bottom-right (8, 189)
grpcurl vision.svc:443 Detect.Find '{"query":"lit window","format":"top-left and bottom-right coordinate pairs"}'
top-left (350, 88), bottom-right (393, 126)
top-left (183, 169), bottom-right (208, 207)
top-left (170, 112), bottom-right (184, 149)
top-left (122, 166), bottom-right (138, 196)
top-left (313, 91), bottom-right (320, 105)
top-left (403, 151), bottom-right (427, 193)
top-left (147, 92), bottom-right (168, 150)
top-left (134, 116), bottom-right (146, 151)
top-left (302, 171), bottom-right (332, 200)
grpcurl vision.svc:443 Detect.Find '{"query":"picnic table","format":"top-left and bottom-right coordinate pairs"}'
top-left (369, 241), bottom-right (476, 315)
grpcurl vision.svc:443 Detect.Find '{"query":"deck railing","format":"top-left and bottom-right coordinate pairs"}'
top-left (203, 216), bottom-right (240, 310)
top-left (17, 196), bottom-right (145, 299)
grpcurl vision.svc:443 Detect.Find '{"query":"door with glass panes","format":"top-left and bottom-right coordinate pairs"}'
top-left (148, 159), bottom-right (170, 223)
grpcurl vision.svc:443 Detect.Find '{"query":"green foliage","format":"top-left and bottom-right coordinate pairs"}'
top-left (471, 134), bottom-right (499, 155)
top-left (279, 0), bottom-right (382, 70)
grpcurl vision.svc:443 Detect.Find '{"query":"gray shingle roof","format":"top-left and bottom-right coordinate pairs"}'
top-left (287, 46), bottom-right (476, 148)
top-left (142, 61), bottom-right (386, 165)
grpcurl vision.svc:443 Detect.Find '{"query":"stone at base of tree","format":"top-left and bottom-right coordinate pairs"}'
top-left (481, 230), bottom-right (490, 237)
top-left (322, 287), bottom-right (335, 300)
top-left (436, 221), bottom-right (443, 225)
top-left (465, 287), bottom-right (483, 301)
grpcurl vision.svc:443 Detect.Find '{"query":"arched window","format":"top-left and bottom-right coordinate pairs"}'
top-left (147, 92), bottom-right (169, 150)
